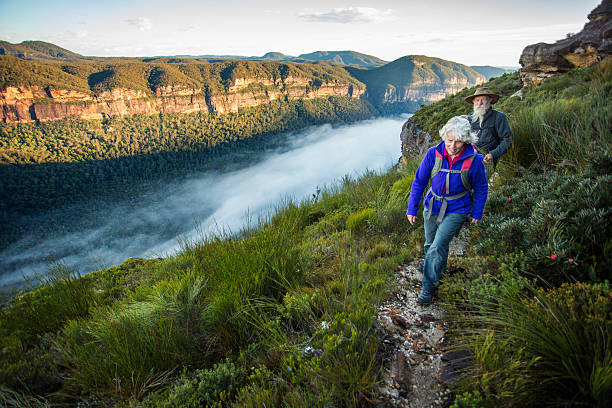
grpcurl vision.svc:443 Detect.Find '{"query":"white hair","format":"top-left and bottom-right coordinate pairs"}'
top-left (471, 99), bottom-right (491, 123)
top-left (439, 115), bottom-right (478, 144)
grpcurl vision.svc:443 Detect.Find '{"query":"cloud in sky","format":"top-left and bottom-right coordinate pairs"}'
top-left (125, 17), bottom-right (153, 31)
top-left (298, 7), bottom-right (393, 24)
top-left (68, 29), bottom-right (88, 38)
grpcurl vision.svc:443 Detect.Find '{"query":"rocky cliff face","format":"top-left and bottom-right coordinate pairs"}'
top-left (378, 80), bottom-right (475, 106)
top-left (348, 56), bottom-right (486, 113)
top-left (0, 76), bottom-right (363, 123)
top-left (398, 118), bottom-right (432, 167)
top-left (519, 0), bottom-right (611, 87)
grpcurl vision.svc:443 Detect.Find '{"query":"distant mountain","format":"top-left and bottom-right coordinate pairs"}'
top-left (167, 50), bottom-right (387, 68)
top-left (296, 51), bottom-right (388, 68)
top-left (260, 52), bottom-right (295, 61)
top-left (347, 55), bottom-right (486, 113)
top-left (170, 54), bottom-right (251, 60)
top-left (0, 41), bottom-right (388, 69)
top-left (0, 40), bottom-right (85, 62)
top-left (470, 65), bottom-right (519, 80)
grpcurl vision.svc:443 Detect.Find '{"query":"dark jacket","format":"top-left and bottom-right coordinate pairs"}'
top-left (406, 142), bottom-right (488, 220)
top-left (469, 108), bottom-right (512, 162)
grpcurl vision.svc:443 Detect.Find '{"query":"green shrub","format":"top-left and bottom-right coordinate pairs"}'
top-left (456, 281), bottom-right (611, 407)
top-left (472, 169), bottom-right (612, 283)
top-left (277, 286), bottom-right (326, 330)
top-left (346, 208), bottom-right (376, 233)
top-left (0, 334), bottom-right (61, 396)
top-left (451, 390), bottom-right (486, 408)
top-left (388, 173), bottom-right (414, 208)
top-left (145, 360), bottom-right (246, 408)
top-left (2, 263), bottom-right (96, 344)
top-left (309, 300), bottom-right (381, 406)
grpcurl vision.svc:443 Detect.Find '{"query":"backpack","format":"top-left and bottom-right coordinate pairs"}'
top-left (425, 149), bottom-right (476, 223)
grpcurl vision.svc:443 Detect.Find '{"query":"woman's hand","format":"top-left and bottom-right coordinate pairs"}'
top-left (469, 217), bottom-right (479, 224)
top-left (407, 215), bottom-right (416, 225)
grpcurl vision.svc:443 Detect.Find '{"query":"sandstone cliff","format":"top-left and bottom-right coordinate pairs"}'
top-left (519, 0), bottom-right (611, 87)
top-left (348, 56), bottom-right (485, 113)
top-left (0, 76), bottom-right (363, 123)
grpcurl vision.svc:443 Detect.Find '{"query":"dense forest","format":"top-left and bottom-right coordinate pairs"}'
top-left (0, 54), bottom-right (365, 96)
top-left (0, 96), bottom-right (377, 249)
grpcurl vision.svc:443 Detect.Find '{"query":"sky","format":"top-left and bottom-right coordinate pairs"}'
top-left (0, 0), bottom-right (601, 66)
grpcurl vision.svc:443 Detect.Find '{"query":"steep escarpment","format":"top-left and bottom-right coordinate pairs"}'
top-left (519, 0), bottom-right (611, 87)
top-left (0, 56), bottom-right (365, 123)
top-left (347, 55), bottom-right (485, 113)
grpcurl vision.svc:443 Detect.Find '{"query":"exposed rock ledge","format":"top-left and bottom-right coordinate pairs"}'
top-left (398, 118), bottom-right (432, 167)
top-left (519, 0), bottom-right (611, 87)
top-left (0, 76), bottom-right (364, 123)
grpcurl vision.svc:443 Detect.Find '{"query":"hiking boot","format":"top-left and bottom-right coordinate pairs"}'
top-left (417, 289), bottom-right (434, 305)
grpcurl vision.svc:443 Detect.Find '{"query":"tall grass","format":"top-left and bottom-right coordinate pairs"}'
top-left (457, 280), bottom-right (611, 407)
top-left (510, 59), bottom-right (612, 170)
top-left (59, 278), bottom-right (202, 398)
top-left (0, 386), bottom-right (50, 408)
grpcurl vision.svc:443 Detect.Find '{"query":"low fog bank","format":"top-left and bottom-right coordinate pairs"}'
top-left (0, 116), bottom-right (408, 289)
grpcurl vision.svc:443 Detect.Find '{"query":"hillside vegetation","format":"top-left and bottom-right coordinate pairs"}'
top-left (0, 59), bottom-right (610, 407)
top-left (0, 40), bottom-right (85, 62)
top-left (415, 58), bottom-right (612, 407)
top-left (0, 55), bottom-right (364, 96)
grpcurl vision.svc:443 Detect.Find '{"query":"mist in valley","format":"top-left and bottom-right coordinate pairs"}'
top-left (0, 116), bottom-right (409, 289)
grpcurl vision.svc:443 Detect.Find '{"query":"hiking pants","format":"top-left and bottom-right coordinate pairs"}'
top-left (422, 210), bottom-right (468, 291)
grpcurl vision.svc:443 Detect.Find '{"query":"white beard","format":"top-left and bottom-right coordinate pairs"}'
top-left (472, 104), bottom-right (490, 123)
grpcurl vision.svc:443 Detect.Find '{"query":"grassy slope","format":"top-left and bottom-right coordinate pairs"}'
top-left (0, 60), bottom-right (610, 407)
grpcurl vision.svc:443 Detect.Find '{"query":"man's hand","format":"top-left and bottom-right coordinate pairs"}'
top-left (407, 215), bottom-right (416, 225)
top-left (483, 153), bottom-right (494, 163)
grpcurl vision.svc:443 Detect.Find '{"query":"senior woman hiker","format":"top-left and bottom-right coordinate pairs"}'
top-left (406, 115), bottom-right (488, 305)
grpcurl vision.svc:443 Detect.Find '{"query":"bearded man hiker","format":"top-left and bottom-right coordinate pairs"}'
top-left (465, 87), bottom-right (513, 173)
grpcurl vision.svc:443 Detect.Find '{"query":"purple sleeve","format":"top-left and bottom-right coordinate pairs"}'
top-left (406, 148), bottom-right (435, 216)
top-left (469, 154), bottom-right (489, 220)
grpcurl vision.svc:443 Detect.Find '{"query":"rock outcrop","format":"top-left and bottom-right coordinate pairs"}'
top-left (519, 0), bottom-right (612, 87)
top-left (0, 76), bottom-right (363, 123)
top-left (399, 118), bottom-right (432, 166)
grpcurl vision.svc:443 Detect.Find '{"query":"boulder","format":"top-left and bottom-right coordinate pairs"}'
top-left (399, 118), bottom-right (432, 166)
top-left (519, 0), bottom-right (612, 87)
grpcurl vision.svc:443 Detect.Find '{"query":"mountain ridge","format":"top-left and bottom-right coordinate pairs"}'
top-left (347, 55), bottom-right (486, 113)
top-left (0, 44), bottom-right (485, 122)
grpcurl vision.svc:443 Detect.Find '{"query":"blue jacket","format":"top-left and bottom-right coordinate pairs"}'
top-left (406, 141), bottom-right (488, 220)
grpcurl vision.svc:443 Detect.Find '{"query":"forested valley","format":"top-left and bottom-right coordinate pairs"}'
top-left (0, 96), bottom-right (377, 250)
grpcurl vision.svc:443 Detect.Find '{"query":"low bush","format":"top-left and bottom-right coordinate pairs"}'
top-left (144, 360), bottom-right (247, 408)
top-left (454, 281), bottom-right (611, 408)
top-left (346, 208), bottom-right (376, 233)
top-left (471, 168), bottom-right (612, 284)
